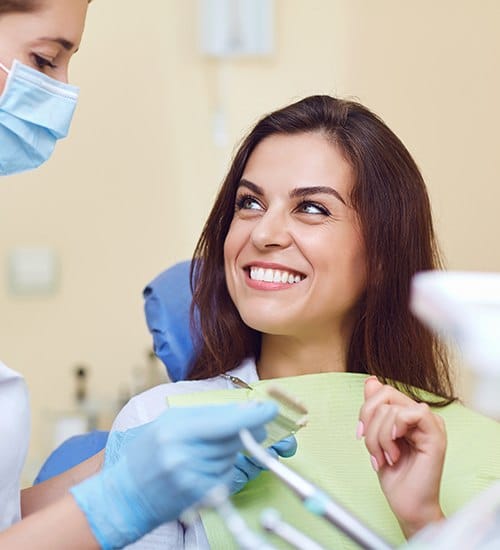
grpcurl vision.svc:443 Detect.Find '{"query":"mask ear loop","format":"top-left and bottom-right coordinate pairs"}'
top-left (0, 61), bottom-right (10, 103)
top-left (0, 61), bottom-right (13, 103)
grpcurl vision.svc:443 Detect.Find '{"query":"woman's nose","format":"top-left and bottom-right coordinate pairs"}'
top-left (251, 209), bottom-right (293, 250)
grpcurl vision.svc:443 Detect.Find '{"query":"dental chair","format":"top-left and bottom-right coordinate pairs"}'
top-left (34, 260), bottom-right (194, 484)
top-left (143, 259), bottom-right (195, 382)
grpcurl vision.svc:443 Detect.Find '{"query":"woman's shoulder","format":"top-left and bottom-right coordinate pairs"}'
top-left (112, 358), bottom-right (258, 429)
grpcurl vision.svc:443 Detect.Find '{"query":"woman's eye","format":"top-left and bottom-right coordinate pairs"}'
top-left (297, 201), bottom-right (330, 215)
top-left (235, 195), bottom-right (263, 211)
top-left (32, 54), bottom-right (56, 70)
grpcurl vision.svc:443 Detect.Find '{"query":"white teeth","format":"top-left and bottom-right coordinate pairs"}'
top-left (249, 266), bottom-right (304, 284)
top-left (263, 269), bottom-right (273, 282)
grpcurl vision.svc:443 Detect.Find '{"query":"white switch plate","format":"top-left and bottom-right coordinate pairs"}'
top-left (199, 0), bottom-right (274, 57)
top-left (8, 247), bottom-right (59, 295)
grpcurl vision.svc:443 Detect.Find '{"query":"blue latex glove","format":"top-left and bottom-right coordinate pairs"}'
top-left (229, 435), bottom-right (298, 494)
top-left (104, 426), bottom-right (297, 496)
top-left (70, 402), bottom-right (277, 550)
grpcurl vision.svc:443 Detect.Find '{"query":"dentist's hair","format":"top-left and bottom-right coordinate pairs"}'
top-left (0, 0), bottom-right (92, 14)
top-left (189, 95), bottom-right (454, 404)
top-left (0, 0), bottom-right (39, 13)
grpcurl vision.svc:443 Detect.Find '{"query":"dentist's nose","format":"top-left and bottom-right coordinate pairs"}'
top-left (60, 67), bottom-right (69, 84)
top-left (53, 64), bottom-right (70, 84)
top-left (251, 209), bottom-right (292, 250)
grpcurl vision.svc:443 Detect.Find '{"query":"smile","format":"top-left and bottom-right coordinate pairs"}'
top-left (248, 266), bottom-right (305, 284)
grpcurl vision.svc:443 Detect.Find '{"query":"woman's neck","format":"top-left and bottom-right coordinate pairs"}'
top-left (257, 331), bottom-right (350, 380)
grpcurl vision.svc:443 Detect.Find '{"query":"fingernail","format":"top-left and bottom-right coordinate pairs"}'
top-left (370, 455), bottom-right (379, 472)
top-left (391, 425), bottom-right (397, 440)
top-left (356, 420), bottom-right (364, 440)
top-left (384, 451), bottom-right (394, 466)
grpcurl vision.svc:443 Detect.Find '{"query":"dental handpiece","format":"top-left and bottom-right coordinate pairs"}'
top-left (240, 429), bottom-right (394, 550)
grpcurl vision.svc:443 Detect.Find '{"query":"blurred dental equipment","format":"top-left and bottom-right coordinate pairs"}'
top-left (402, 480), bottom-right (500, 550)
top-left (410, 271), bottom-right (500, 420)
top-left (196, 485), bottom-right (328, 550)
top-left (260, 385), bottom-right (308, 447)
top-left (222, 378), bottom-right (309, 446)
top-left (261, 508), bottom-right (326, 550)
top-left (406, 270), bottom-right (500, 549)
top-left (200, 486), bottom-right (277, 550)
top-left (239, 429), bottom-right (393, 550)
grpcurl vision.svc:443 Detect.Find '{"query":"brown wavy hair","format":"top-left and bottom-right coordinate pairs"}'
top-left (189, 95), bottom-right (455, 405)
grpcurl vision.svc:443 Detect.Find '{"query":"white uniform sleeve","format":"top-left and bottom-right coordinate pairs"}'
top-left (111, 383), bottom-right (174, 432)
top-left (108, 361), bottom-right (258, 550)
top-left (109, 383), bottom-right (209, 549)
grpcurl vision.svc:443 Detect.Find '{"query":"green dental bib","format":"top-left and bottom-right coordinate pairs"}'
top-left (168, 372), bottom-right (500, 549)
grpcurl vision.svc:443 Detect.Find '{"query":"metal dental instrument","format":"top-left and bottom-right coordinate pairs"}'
top-left (193, 483), bottom-right (329, 550)
top-left (201, 485), bottom-right (277, 550)
top-left (240, 429), bottom-right (394, 550)
top-left (221, 373), bottom-right (254, 390)
top-left (222, 377), bottom-right (309, 446)
top-left (261, 508), bottom-right (328, 550)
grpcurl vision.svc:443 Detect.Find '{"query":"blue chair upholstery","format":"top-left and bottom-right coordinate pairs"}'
top-left (143, 259), bottom-right (196, 382)
top-left (34, 260), bottom-right (195, 484)
top-left (34, 430), bottom-right (109, 484)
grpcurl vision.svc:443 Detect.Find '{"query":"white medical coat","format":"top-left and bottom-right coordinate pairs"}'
top-left (0, 361), bottom-right (30, 530)
top-left (111, 359), bottom-right (259, 549)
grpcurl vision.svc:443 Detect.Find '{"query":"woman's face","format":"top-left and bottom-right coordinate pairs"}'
top-left (0, 0), bottom-right (88, 92)
top-left (224, 132), bottom-right (367, 340)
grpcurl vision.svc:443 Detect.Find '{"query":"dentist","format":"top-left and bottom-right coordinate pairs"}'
top-left (0, 1), bottom-right (285, 548)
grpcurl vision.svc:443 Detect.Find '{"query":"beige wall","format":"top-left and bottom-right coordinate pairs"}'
top-left (0, 0), bottom-right (499, 484)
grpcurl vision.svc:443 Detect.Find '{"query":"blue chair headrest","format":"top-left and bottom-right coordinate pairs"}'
top-left (143, 260), bottom-right (196, 381)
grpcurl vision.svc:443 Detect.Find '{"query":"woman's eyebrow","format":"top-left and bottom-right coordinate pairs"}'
top-left (238, 179), bottom-right (346, 205)
top-left (290, 186), bottom-right (346, 205)
top-left (39, 37), bottom-right (78, 52)
top-left (238, 179), bottom-right (264, 196)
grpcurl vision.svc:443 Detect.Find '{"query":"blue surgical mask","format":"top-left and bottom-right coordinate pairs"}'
top-left (0, 59), bottom-right (79, 176)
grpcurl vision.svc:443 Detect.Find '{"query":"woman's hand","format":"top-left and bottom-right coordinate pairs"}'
top-left (357, 376), bottom-right (447, 538)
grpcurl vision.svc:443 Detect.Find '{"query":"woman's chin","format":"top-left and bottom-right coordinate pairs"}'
top-left (242, 315), bottom-right (299, 336)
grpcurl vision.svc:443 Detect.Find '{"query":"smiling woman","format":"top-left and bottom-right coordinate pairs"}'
top-left (192, 95), bottom-right (452, 403)
top-left (107, 94), bottom-right (497, 549)
top-left (223, 132), bottom-right (367, 373)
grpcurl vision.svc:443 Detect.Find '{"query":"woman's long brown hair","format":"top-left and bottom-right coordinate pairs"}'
top-left (189, 95), bottom-right (455, 405)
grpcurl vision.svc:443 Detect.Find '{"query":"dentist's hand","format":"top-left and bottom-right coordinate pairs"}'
top-left (358, 377), bottom-right (446, 539)
top-left (71, 402), bottom-right (277, 549)
top-left (229, 435), bottom-right (298, 494)
top-left (104, 422), bottom-right (296, 498)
